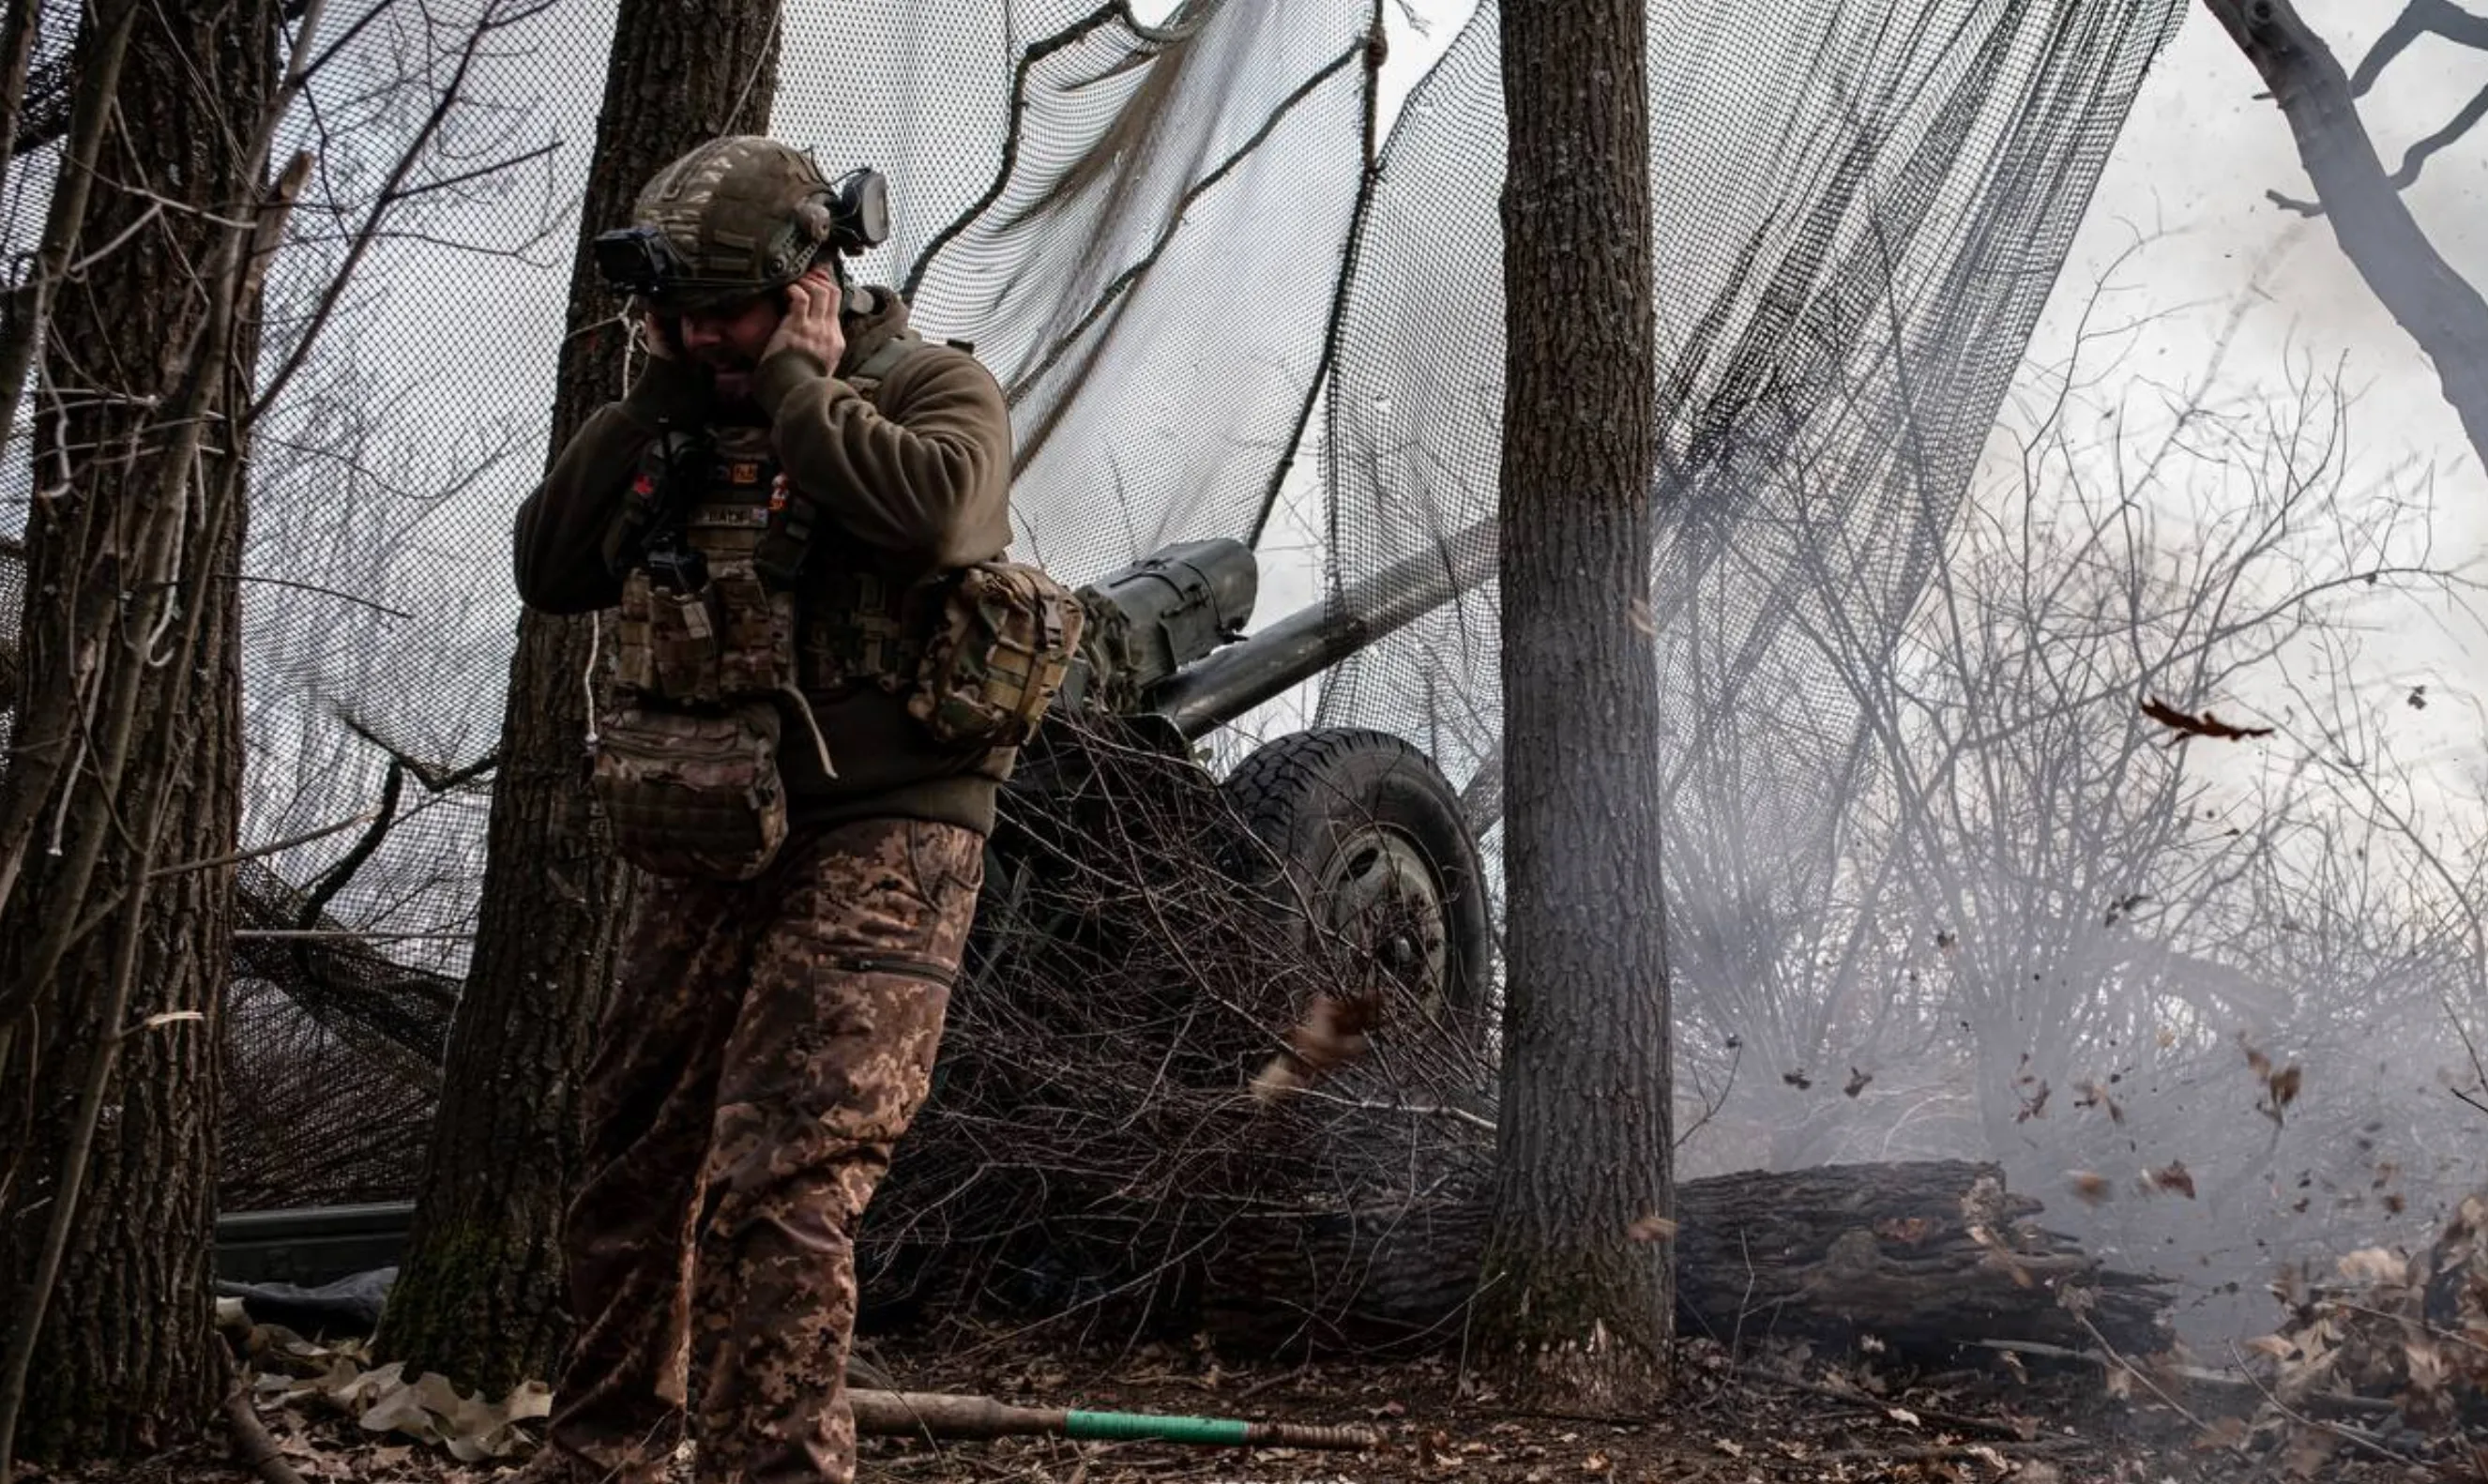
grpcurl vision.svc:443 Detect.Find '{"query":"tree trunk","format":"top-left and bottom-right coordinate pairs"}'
top-left (0, 0), bottom-right (277, 1461)
top-left (1477, 0), bottom-right (1673, 1414)
top-left (1197, 1160), bottom-right (2173, 1362)
top-left (370, 0), bottom-right (781, 1397)
top-left (2200, 0), bottom-right (2488, 473)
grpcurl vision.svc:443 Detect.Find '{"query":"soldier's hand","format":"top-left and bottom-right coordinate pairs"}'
top-left (637, 309), bottom-right (678, 360)
top-left (766, 266), bottom-right (845, 372)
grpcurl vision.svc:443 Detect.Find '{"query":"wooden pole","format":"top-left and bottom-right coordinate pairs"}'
top-left (848, 1388), bottom-right (1378, 1450)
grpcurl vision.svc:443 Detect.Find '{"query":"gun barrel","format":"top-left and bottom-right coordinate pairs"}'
top-left (1145, 517), bottom-right (1495, 739)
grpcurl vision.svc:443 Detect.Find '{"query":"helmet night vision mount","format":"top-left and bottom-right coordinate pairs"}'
top-left (593, 162), bottom-right (891, 306)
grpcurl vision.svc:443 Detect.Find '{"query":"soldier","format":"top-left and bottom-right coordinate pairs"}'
top-left (509, 136), bottom-right (1074, 1484)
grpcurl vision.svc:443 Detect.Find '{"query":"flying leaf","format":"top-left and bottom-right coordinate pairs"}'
top-left (2336, 1247), bottom-right (2408, 1286)
top-left (2192, 1416), bottom-right (2250, 1450)
top-left (2015, 1079), bottom-right (2051, 1122)
top-left (2071, 1080), bottom-right (2126, 1125)
top-left (2242, 1037), bottom-right (2273, 1082)
top-left (1626, 1213), bottom-right (1677, 1243)
top-left (1249, 993), bottom-right (1379, 1105)
top-left (2140, 695), bottom-right (2273, 743)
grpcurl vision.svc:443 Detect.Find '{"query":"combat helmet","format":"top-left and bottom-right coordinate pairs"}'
top-left (593, 136), bottom-right (889, 311)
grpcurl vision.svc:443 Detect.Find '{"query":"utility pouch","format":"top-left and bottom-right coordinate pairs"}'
top-left (907, 560), bottom-right (1085, 748)
top-left (708, 562), bottom-right (801, 697)
top-left (614, 560), bottom-right (798, 707)
top-left (616, 568), bottom-right (721, 703)
top-left (590, 699), bottom-right (789, 881)
top-left (797, 568), bottom-right (914, 699)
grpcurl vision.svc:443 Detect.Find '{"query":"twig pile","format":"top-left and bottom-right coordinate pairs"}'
top-left (857, 712), bottom-right (1496, 1344)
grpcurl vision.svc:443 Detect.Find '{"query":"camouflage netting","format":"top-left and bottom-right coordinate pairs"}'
top-left (0, 0), bottom-right (2227, 1308)
top-left (1316, 0), bottom-right (2189, 1007)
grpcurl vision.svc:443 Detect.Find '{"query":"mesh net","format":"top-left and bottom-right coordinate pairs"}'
top-left (1316, 0), bottom-right (2186, 1021)
top-left (0, 0), bottom-right (2179, 1215)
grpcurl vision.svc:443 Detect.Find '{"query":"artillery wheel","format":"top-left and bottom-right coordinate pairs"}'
top-left (1221, 728), bottom-right (1494, 1059)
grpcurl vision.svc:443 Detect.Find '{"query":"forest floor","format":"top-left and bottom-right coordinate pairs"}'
top-left (13, 1316), bottom-right (2479, 1484)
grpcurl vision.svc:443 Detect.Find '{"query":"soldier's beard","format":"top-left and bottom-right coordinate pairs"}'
top-left (703, 358), bottom-right (757, 404)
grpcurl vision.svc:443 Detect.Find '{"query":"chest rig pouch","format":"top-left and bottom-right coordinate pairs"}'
top-left (593, 424), bottom-right (814, 882)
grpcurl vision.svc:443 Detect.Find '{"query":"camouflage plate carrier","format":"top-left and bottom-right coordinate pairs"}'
top-left (590, 329), bottom-right (1083, 882)
top-left (583, 136), bottom-right (1081, 882)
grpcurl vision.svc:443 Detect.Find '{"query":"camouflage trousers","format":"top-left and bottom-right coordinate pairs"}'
top-left (536, 816), bottom-right (983, 1484)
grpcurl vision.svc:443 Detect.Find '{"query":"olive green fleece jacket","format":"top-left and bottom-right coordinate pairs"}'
top-left (511, 286), bottom-right (1020, 835)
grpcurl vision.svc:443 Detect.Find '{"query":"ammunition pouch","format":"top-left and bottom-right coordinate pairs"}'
top-left (906, 561), bottom-right (1085, 748)
top-left (591, 699), bottom-right (790, 882)
top-left (614, 560), bottom-right (799, 704)
top-left (794, 568), bottom-right (917, 698)
top-left (797, 559), bottom-right (1083, 749)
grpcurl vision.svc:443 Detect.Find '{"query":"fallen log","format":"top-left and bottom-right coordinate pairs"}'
top-left (1192, 1158), bottom-right (2172, 1362)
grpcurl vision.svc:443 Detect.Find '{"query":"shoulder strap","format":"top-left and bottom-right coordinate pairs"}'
top-left (845, 329), bottom-right (931, 401)
top-left (603, 428), bottom-right (712, 580)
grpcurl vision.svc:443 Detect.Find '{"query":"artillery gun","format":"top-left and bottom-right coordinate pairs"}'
top-left (999, 525), bottom-right (1499, 1052)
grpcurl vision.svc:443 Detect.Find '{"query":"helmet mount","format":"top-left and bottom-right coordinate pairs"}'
top-left (594, 138), bottom-right (891, 310)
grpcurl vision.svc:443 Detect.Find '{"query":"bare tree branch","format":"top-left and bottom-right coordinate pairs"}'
top-left (0, 0), bottom-right (139, 462)
top-left (0, 0), bottom-right (44, 206)
top-left (2382, 81), bottom-right (2488, 190)
top-left (2203, 0), bottom-right (2488, 474)
top-left (2347, 0), bottom-right (2488, 97)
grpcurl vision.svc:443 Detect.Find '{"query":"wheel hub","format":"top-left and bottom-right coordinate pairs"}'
top-left (1314, 825), bottom-right (1451, 1012)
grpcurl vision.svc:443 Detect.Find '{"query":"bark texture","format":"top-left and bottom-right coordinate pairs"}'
top-left (1477, 0), bottom-right (1674, 1415)
top-left (0, 0), bottom-right (277, 1461)
top-left (370, 0), bottom-right (782, 1397)
top-left (2201, 0), bottom-right (2488, 470)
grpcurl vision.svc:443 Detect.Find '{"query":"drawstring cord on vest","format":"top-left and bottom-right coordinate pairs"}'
top-left (780, 684), bottom-right (837, 779)
top-left (583, 613), bottom-right (602, 750)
